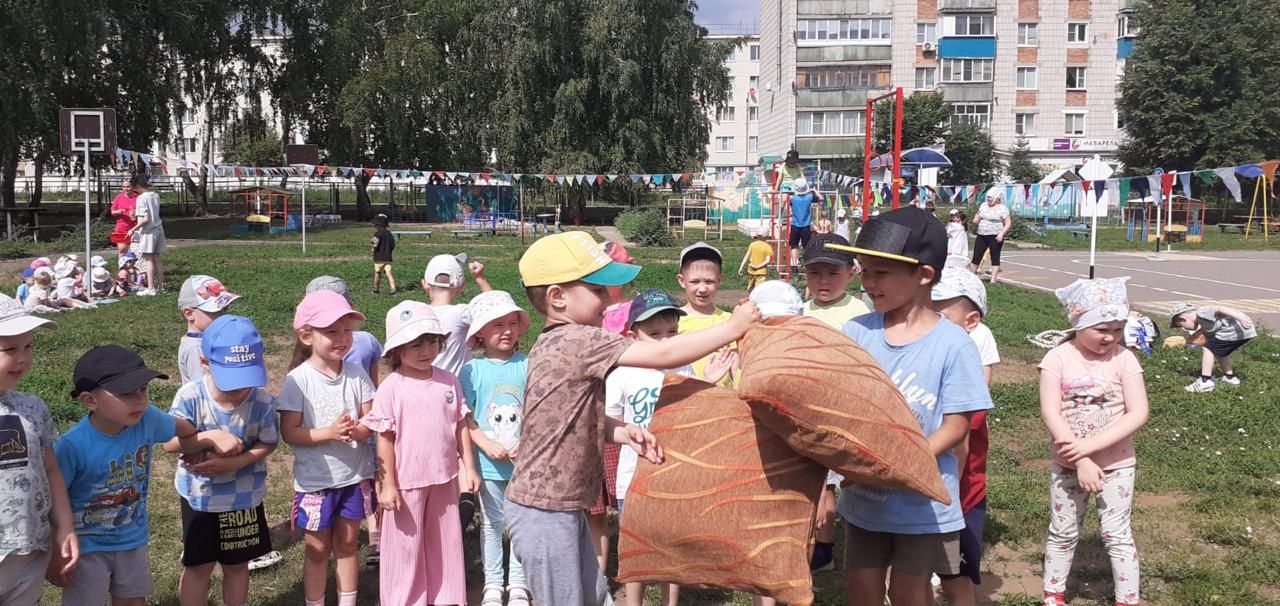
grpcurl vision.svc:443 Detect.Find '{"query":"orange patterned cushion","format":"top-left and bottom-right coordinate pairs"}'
top-left (737, 316), bottom-right (951, 504)
top-left (616, 375), bottom-right (827, 605)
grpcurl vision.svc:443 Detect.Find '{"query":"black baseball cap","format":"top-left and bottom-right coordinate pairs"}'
top-left (626, 289), bottom-right (687, 328)
top-left (833, 206), bottom-right (947, 270)
top-left (804, 233), bottom-right (854, 267)
top-left (72, 345), bottom-right (168, 397)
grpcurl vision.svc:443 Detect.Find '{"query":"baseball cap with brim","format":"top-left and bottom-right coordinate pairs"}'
top-left (519, 231), bottom-right (641, 287)
top-left (830, 206), bottom-right (947, 270)
top-left (931, 267), bottom-right (988, 316)
top-left (804, 233), bottom-right (854, 267)
top-left (90, 255), bottom-right (107, 268)
top-left (201, 315), bottom-right (268, 391)
top-left (424, 253), bottom-right (469, 288)
top-left (179, 275), bottom-right (240, 313)
top-left (626, 289), bottom-right (687, 327)
top-left (678, 241), bottom-right (723, 268)
top-left (383, 301), bottom-right (450, 354)
top-left (466, 291), bottom-right (531, 344)
top-left (293, 290), bottom-right (367, 330)
top-left (1169, 302), bottom-right (1198, 327)
top-left (71, 345), bottom-right (167, 397)
top-left (305, 275), bottom-right (351, 301)
top-left (0, 294), bottom-right (57, 336)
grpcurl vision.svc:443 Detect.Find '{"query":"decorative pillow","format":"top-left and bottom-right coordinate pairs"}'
top-left (737, 316), bottom-right (950, 504)
top-left (617, 375), bottom-right (827, 605)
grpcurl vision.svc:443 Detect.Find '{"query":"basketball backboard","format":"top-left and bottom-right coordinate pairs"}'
top-left (59, 108), bottom-right (117, 155)
top-left (286, 144), bottom-right (320, 165)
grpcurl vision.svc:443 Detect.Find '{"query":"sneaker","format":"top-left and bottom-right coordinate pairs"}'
top-left (459, 493), bottom-right (477, 529)
top-left (1217, 375), bottom-right (1241, 386)
top-left (365, 548), bottom-right (380, 568)
top-left (506, 586), bottom-right (531, 606)
top-left (1185, 378), bottom-right (1216, 393)
top-left (388, 288), bottom-right (399, 296)
top-left (809, 541), bottom-right (835, 572)
top-left (1044, 592), bottom-right (1067, 606)
top-left (372, 289), bottom-right (380, 295)
top-left (481, 586), bottom-right (504, 606)
top-left (247, 550), bottom-right (282, 571)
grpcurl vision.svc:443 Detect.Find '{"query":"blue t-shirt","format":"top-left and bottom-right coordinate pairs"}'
top-left (345, 331), bottom-right (383, 378)
top-left (790, 192), bottom-right (817, 228)
top-left (170, 380), bottom-right (279, 513)
top-left (459, 353), bottom-right (528, 481)
top-left (836, 312), bottom-right (992, 534)
top-left (15, 283), bottom-right (29, 305)
top-left (56, 406), bottom-right (176, 554)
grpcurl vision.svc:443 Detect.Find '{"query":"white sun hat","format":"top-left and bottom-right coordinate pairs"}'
top-left (465, 290), bottom-right (531, 345)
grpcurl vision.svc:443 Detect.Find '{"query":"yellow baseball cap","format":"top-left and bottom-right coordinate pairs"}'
top-left (519, 232), bottom-right (642, 287)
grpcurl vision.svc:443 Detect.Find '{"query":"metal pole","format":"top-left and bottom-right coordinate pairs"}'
top-left (519, 182), bottom-right (525, 246)
top-left (301, 171), bottom-right (308, 256)
top-left (892, 88), bottom-right (903, 210)
top-left (83, 144), bottom-right (92, 293)
top-left (862, 97), bottom-right (873, 221)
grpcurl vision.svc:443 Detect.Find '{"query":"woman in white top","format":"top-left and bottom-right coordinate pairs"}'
top-left (127, 175), bottom-right (166, 295)
top-left (970, 190), bottom-right (1012, 283)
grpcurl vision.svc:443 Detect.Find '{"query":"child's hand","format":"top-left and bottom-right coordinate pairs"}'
top-left (463, 468), bottom-right (481, 494)
top-left (191, 454), bottom-right (242, 477)
top-left (738, 267), bottom-right (745, 276)
top-left (729, 300), bottom-right (762, 334)
top-left (207, 431), bottom-right (244, 456)
top-left (1055, 436), bottom-right (1097, 463)
top-left (329, 413), bottom-right (355, 442)
top-left (703, 348), bottom-right (739, 385)
top-left (469, 261), bottom-right (486, 281)
top-left (379, 486), bottom-right (402, 512)
top-left (45, 527), bottom-right (79, 586)
top-left (481, 442), bottom-right (510, 462)
top-left (622, 423), bottom-right (664, 465)
top-left (1239, 317), bottom-right (1254, 330)
top-left (1075, 459), bottom-right (1105, 494)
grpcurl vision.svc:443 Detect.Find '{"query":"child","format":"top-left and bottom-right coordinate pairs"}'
top-left (601, 241), bottom-right (636, 334)
top-left (738, 230), bottom-right (773, 292)
top-left (1170, 301), bottom-right (1256, 393)
top-left (930, 267), bottom-right (1000, 606)
top-left (834, 207), bottom-right (992, 606)
top-left (16, 268), bottom-right (34, 304)
top-left (606, 289), bottom-right (737, 606)
top-left (278, 290), bottom-right (378, 606)
top-left (423, 252), bottom-right (492, 377)
top-left (834, 206), bottom-right (851, 241)
top-left (361, 301), bottom-right (480, 606)
top-left (0, 296), bottom-right (77, 606)
top-left (56, 346), bottom-right (241, 605)
top-left (461, 291), bottom-right (532, 606)
top-left (177, 275), bottom-right (241, 385)
top-left (787, 178), bottom-right (821, 268)
top-left (371, 214), bottom-right (398, 295)
top-left (165, 315), bottom-right (279, 606)
top-left (506, 231), bottom-right (760, 605)
top-left (946, 210), bottom-right (970, 268)
top-left (24, 268), bottom-right (53, 309)
top-left (117, 253), bottom-right (146, 293)
top-left (799, 232), bottom-right (869, 572)
top-left (677, 242), bottom-right (733, 384)
top-left (1040, 278), bottom-right (1148, 606)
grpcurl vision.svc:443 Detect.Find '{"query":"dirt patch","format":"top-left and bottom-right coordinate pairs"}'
top-left (994, 358), bottom-right (1040, 384)
top-left (1136, 491), bottom-right (1191, 509)
top-left (980, 542), bottom-right (1044, 603)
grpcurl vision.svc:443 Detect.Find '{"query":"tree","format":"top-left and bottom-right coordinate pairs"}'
top-left (1117, 0), bottom-right (1280, 172)
top-left (1004, 137), bottom-right (1043, 184)
top-left (871, 92), bottom-right (950, 153)
top-left (221, 109), bottom-right (283, 168)
top-left (941, 122), bottom-right (997, 185)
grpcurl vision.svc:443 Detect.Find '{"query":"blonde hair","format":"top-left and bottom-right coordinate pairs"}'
top-left (289, 326), bottom-right (314, 370)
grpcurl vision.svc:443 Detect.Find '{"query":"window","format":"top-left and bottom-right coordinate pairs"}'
top-left (748, 106), bottom-right (758, 122)
top-left (952, 14), bottom-right (994, 36)
top-left (1118, 15), bottom-right (1138, 37)
top-left (941, 58), bottom-right (994, 83)
top-left (1115, 110), bottom-right (1126, 131)
top-left (750, 44), bottom-right (760, 60)
top-left (717, 106), bottom-right (736, 122)
top-left (1066, 67), bottom-right (1087, 90)
top-left (749, 136), bottom-right (759, 152)
top-left (749, 76), bottom-right (759, 93)
top-left (795, 111), bottom-right (866, 136)
top-left (183, 137), bottom-right (198, 153)
top-left (796, 65), bottom-right (892, 90)
top-left (715, 136), bottom-right (736, 152)
top-left (796, 19), bottom-right (891, 41)
top-left (716, 167), bottom-right (735, 181)
top-left (951, 104), bottom-right (991, 128)
top-left (1017, 23), bottom-right (1038, 46)
top-left (915, 67), bottom-right (937, 90)
top-left (1015, 113), bottom-right (1036, 136)
top-left (1065, 112), bottom-right (1086, 136)
top-left (1067, 22), bottom-right (1089, 43)
top-left (1016, 66), bottom-right (1038, 90)
top-left (916, 23), bottom-right (937, 45)
top-left (182, 109), bottom-right (195, 124)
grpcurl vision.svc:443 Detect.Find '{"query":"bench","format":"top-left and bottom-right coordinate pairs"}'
top-left (391, 230), bottom-right (433, 240)
top-left (1219, 223), bottom-right (1247, 234)
top-left (1070, 230), bottom-right (1089, 240)
top-left (0, 207), bottom-right (48, 241)
top-left (452, 230), bottom-right (486, 239)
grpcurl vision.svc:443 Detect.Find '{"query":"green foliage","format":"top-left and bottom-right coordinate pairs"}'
top-left (220, 110), bottom-right (282, 167)
top-left (872, 92), bottom-right (950, 152)
top-left (1005, 137), bottom-right (1043, 184)
top-left (1117, 0), bottom-right (1280, 172)
top-left (0, 220), bottom-right (113, 260)
top-left (941, 122), bottom-right (998, 184)
top-left (1003, 217), bottom-right (1039, 242)
top-left (614, 209), bottom-right (675, 247)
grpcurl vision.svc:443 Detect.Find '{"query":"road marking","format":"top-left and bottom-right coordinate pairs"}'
top-left (1064, 260), bottom-right (1280, 294)
top-left (1144, 298), bottom-right (1280, 315)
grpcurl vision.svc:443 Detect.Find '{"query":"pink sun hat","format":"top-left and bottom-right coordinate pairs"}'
top-left (293, 290), bottom-right (367, 330)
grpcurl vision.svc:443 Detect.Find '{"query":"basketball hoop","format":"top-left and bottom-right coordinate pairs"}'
top-left (60, 108), bottom-right (118, 293)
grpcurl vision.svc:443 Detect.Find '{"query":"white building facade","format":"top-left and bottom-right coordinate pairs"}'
top-left (703, 33), bottom-right (763, 185)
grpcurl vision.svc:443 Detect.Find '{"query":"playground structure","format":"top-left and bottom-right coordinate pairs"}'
top-left (230, 186), bottom-right (293, 225)
top-left (1124, 195), bottom-right (1206, 244)
top-left (1243, 169), bottom-right (1276, 241)
top-left (862, 88), bottom-right (904, 219)
top-left (666, 194), bottom-right (724, 240)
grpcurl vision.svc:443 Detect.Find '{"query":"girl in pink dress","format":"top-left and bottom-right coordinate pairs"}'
top-left (362, 301), bottom-right (479, 606)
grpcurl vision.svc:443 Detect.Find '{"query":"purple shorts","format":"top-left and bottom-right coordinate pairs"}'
top-left (293, 480), bottom-right (375, 532)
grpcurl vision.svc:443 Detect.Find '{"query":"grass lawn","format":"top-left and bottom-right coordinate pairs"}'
top-left (9, 224), bottom-right (1280, 605)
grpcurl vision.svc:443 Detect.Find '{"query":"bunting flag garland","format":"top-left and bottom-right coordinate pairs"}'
top-left (1215, 167), bottom-right (1242, 202)
top-left (1178, 171), bottom-right (1193, 201)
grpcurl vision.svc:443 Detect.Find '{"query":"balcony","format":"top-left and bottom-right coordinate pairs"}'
top-left (796, 44), bottom-right (892, 64)
top-left (940, 83), bottom-right (994, 102)
top-left (797, 89), bottom-right (881, 109)
top-left (797, 0), bottom-right (893, 17)
top-left (795, 137), bottom-right (863, 159)
top-left (939, 0), bottom-right (996, 12)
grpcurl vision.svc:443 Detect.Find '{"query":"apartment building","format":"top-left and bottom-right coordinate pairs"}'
top-left (758, 0), bottom-right (1139, 173)
top-left (703, 32), bottom-right (763, 185)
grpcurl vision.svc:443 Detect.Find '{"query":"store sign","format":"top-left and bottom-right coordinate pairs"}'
top-left (1052, 138), bottom-right (1120, 151)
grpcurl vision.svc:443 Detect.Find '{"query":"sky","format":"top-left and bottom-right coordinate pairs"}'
top-left (694, 0), bottom-right (759, 28)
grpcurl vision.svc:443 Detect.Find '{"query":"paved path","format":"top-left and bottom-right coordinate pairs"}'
top-left (999, 250), bottom-right (1280, 331)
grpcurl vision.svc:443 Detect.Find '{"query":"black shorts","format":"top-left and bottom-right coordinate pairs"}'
top-left (1205, 337), bottom-right (1251, 358)
top-left (789, 225), bottom-right (813, 250)
top-left (180, 499), bottom-right (272, 567)
top-left (938, 498), bottom-right (985, 585)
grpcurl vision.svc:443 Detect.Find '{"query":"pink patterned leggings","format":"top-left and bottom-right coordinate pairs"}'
top-left (1043, 465), bottom-right (1140, 604)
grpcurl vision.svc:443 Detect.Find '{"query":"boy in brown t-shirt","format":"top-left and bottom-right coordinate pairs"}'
top-left (506, 232), bottom-right (760, 606)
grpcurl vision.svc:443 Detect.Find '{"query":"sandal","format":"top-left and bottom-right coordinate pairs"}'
top-left (506, 586), bottom-right (531, 606)
top-left (247, 550), bottom-right (282, 571)
top-left (481, 586), bottom-right (504, 606)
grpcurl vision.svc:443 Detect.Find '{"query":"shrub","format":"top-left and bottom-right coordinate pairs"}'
top-left (614, 209), bottom-right (675, 247)
top-left (1004, 218), bottom-right (1039, 241)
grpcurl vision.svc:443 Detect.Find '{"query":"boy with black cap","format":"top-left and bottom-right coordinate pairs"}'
top-left (676, 242), bottom-right (735, 384)
top-left (829, 206), bottom-right (993, 606)
top-left (371, 214), bottom-right (397, 295)
top-left (56, 346), bottom-right (241, 605)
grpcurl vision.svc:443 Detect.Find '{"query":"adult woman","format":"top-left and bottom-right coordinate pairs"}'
top-left (109, 180), bottom-right (138, 259)
top-left (127, 175), bottom-right (165, 295)
top-left (970, 190), bottom-right (1012, 283)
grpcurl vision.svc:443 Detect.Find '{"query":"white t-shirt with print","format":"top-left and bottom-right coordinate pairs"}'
top-left (605, 365), bottom-right (692, 499)
top-left (431, 303), bottom-right (472, 378)
top-left (969, 322), bottom-right (1001, 367)
top-left (276, 362), bottom-right (376, 492)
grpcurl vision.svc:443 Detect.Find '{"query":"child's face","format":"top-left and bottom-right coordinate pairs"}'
top-left (549, 281), bottom-right (611, 326)
top-left (1074, 320), bottom-right (1126, 356)
top-left (23, 276), bottom-right (34, 285)
top-left (628, 314), bottom-right (681, 343)
top-left (0, 332), bottom-right (34, 391)
top-left (933, 297), bottom-right (981, 332)
top-left (82, 385), bottom-right (149, 433)
top-left (803, 262), bottom-right (855, 304)
top-left (950, 214), bottom-right (962, 223)
top-left (303, 315), bottom-right (358, 362)
top-left (395, 334), bottom-right (444, 372)
top-left (477, 312), bottom-right (525, 354)
top-left (1175, 314), bottom-right (1196, 330)
top-left (184, 307), bottom-right (226, 331)
top-left (677, 261), bottom-right (722, 310)
top-left (856, 255), bottom-right (932, 314)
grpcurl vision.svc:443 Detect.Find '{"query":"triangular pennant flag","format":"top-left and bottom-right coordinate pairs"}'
top-left (1081, 180), bottom-right (1092, 193)
top-left (1118, 178), bottom-right (1130, 204)
top-left (1195, 169), bottom-right (1217, 186)
top-left (511, 173), bottom-right (523, 181)
top-left (606, 174), bottom-right (618, 183)
top-left (1262, 160), bottom-right (1279, 183)
top-left (653, 174), bottom-right (667, 185)
top-left (1147, 175), bottom-right (1162, 205)
top-left (1093, 180), bottom-right (1106, 201)
top-left (670, 173), bottom-right (681, 183)
top-left (1215, 167), bottom-right (1242, 202)
top-left (362, 168), bottom-right (375, 177)
top-left (1030, 183), bottom-right (1041, 206)
top-left (1131, 175), bottom-right (1148, 199)
top-left (1160, 171), bottom-right (1176, 195)
top-left (458, 172), bottom-right (472, 181)
top-left (595, 175), bottom-right (605, 185)
top-left (630, 175), bottom-right (642, 183)
top-left (556, 176), bottom-right (567, 185)
top-left (545, 174), bottom-right (557, 183)
top-left (1178, 171), bottom-right (1193, 200)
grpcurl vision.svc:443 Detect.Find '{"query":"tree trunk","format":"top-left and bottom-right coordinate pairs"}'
top-left (27, 151), bottom-right (45, 228)
top-left (0, 145), bottom-right (16, 209)
top-left (181, 171), bottom-right (206, 216)
top-left (354, 173), bottom-right (373, 221)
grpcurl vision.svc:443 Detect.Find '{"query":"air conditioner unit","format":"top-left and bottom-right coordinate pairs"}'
top-left (922, 42), bottom-right (936, 53)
